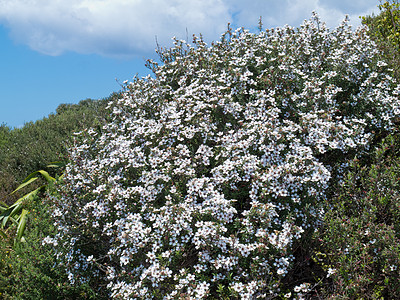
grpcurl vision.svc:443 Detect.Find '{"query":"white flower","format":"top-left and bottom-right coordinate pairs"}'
top-left (49, 12), bottom-right (400, 298)
top-left (284, 292), bottom-right (292, 298)
top-left (277, 268), bottom-right (286, 275)
top-left (327, 268), bottom-right (336, 277)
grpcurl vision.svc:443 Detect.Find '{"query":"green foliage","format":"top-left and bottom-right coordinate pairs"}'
top-left (0, 96), bottom-right (110, 181)
top-left (0, 164), bottom-right (61, 247)
top-left (0, 95), bottom-right (116, 205)
top-left (0, 95), bottom-right (116, 299)
top-left (0, 123), bottom-right (11, 150)
top-left (364, 0), bottom-right (400, 49)
top-left (362, 0), bottom-right (400, 79)
top-left (312, 132), bottom-right (400, 298)
top-left (0, 195), bottom-right (100, 300)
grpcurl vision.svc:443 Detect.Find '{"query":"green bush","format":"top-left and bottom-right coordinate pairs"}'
top-left (0, 193), bottom-right (100, 299)
top-left (1, 96), bottom-right (111, 181)
top-left (313, 132), bottom-right (400, 298)
top-left (0, 94), bottom-right (118, 300)
top-left (0, 125), bottom-right (15, 205)
top-left (362, 0), bottom-right (400, 80)
top-left (0, 95), bottom-right (116, 205)
top-left (0, 123), bottom-right (10, 150)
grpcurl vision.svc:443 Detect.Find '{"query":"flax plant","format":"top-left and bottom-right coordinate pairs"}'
top-left (0, 162), bottom-right (63, 246)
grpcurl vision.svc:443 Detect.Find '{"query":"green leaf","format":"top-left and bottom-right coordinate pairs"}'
top-left (0, 203), bottom-right (9, 212)
top-left (47, 161), bottom-right (65, 168)
top-left (0, 201), bottom-right (9, 208)
top-left (1, 187), bottom-right (42, 229)
top-left (36, 170), bottom-right (56, 183)
top-left (9, 201), bottom-right (24, 220)
top-left (11, 170), bottom-right (55, 196)
top-left (1, 208), bottom-right (12, 228)
top-left (1, 210), bottom-right (19, 229)
top-left (0, 229), bottom-right (8, 239)
top-left (47, 164), bottom-right (60, 168)
top-left (16, 209), bottom-right (28, 243)
top-left (9, 216), bottom-right (19, 227)
top-left (9, 187), bottom-right (42, 210)
top-left (11, 176), bottom-right (39, 195)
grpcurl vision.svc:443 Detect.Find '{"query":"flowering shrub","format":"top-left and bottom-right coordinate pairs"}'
top-left (48, 13), bottom-right (400, 299)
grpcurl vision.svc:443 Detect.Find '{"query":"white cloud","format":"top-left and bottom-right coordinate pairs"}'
top-left (0, 0), bottom-right (379, 58)
top-left (0, 0), bottom-right (231, 57)
top-left (228, 0), bottom-right (379, 29)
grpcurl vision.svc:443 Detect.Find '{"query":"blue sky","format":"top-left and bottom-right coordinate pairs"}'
top-left (0, 0), bottom-right (379, 128)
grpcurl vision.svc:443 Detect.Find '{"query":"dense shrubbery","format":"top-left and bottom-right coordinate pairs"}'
top-left (0, 194), bottom-right (99, 299)
top-left (2, 4), bottom-right (400, 299)
top-left (0, 96), bottom-right (113, 205)
top-left (43, 13), bottom-right (400, 299)
top-left (0, 96), bottom-right (116, 299)
top-left (313, 132), bottom-right (400, 299)
top-left (362, 0), bottom-right (400, 80)
top-left (0, 97), bottom-right (111, 181)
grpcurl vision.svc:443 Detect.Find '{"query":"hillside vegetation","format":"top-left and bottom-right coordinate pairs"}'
top-left (0, 96), bottom-right (116, 204)
top-left (1, 3), bottom-right (400, 299)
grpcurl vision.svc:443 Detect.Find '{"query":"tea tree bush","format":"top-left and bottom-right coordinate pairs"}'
top-left (48, 13), bottom-right (400, 299)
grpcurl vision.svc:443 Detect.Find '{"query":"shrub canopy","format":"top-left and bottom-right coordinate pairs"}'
top-left (362, 0), bottom-right (400, 80)
top-left (49, 13), bottom-right (400, 299)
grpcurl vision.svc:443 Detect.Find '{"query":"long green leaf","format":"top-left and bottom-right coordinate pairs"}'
top-left (2, 162), bottom-right (64, 246)
top-left (0, 187), bottom-right (42, 229)
top-left (11, 170), bottom-right (55, 195)
top-left (6, 195), bottom-right (25, 210)
top-left (36, 170), bottom-right (56, 183)
top-left (1, 210), bottom-right (18, 229)
top-left (1, 208), bottom-right (12, 228)
top-left (47, 164), bottom-right (60, 168)
top-left (9, 201), bottom-right (24, 219)
top-left (0, 205), bottom-right (8, 213)
top-left (47, 161), bottom-right (65, 168)
top-left (8, 187), bottom-right (42, 209)
top-left (11, 176), bottom-right (39, 195)
top-left (1, 198), bottom-right (25, 228)
top-left (9, 217), bottom-right (18, 226)
top-left (0, 201), bottom-right (9, 208)
top-left (16, 209), bottom-right (28, 242)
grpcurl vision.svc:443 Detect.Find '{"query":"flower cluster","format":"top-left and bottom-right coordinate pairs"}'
top-left (48, 13), bottom-right (400, 299)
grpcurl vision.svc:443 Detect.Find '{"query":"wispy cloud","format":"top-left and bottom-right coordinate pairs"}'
top-left (229, 0), bottom-right (379, 30)
top-left (0, 0), bottom-right (379, 58)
